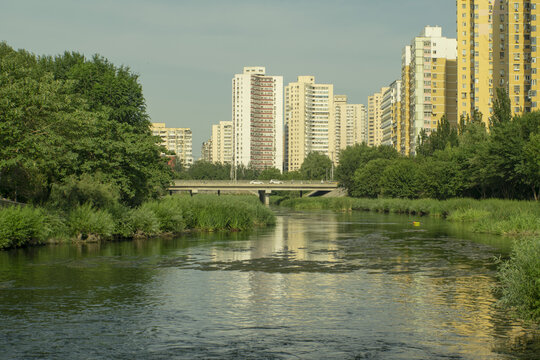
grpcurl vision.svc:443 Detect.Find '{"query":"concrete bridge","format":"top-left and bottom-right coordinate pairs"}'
top-left (168, 180), bottom-right (340, 205)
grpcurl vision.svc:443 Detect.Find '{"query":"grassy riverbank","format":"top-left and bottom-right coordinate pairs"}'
top-left (0, 195), bottom-right (275, 250)
top-left (278, 197), bottom-right (540, 236)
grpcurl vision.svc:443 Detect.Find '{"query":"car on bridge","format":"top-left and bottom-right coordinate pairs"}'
top-left (250, 180), bottom-right (264, 184)
top-left (269, 179), bottom-right (283, 184)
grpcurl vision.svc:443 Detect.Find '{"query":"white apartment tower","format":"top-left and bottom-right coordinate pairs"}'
top-left (334, 95), bottom-right (367, 157)
top-left (285, 76), bottom-right (335, 171)
top-left (232, 67), bottom-right (283, 172)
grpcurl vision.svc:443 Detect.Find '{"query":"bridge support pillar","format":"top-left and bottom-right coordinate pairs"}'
top-left (190, 189), bottom-right (198, 197)
top-left (258, 190), bottom-right (271, 206)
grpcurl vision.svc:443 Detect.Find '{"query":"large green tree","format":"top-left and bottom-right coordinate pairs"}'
top-left (0, 42), bottom-right (172, 205)
top-left (300, 152), bottom-right (333, 180)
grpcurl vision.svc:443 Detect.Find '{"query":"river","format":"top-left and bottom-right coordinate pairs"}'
top-left (1, 208), bottom-right (538, 359)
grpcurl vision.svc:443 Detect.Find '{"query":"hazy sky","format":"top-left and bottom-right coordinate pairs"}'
top-left (1, 0), bottom-right (456, 158)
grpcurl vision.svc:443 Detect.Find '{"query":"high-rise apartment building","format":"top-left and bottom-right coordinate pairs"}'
top-left (151, 123), bottom-right (194, 167)
top-left (284, 76), bottom-right (335, 171)
top-left (367, 87), bottom-right (388, 147)
top-left (381, 81), bottom-right (402, 148)
top-left (400, 46), bottom-right (412, 155)
top-left (404, 26), bottom-right (457, 154)
top-left (232, 67), bottom-right (283, 172)
top-left (334, 95), bottom-right (367, 156)
top-left (201, 140), bottom-right (212, 162)
top-left (211, 121), bottom-right (233, 164)
top-left (457, 0), bottom-right (539, 119)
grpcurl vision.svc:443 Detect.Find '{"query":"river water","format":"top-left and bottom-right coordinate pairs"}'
top-left (1, 208), bottom-right (538, 359)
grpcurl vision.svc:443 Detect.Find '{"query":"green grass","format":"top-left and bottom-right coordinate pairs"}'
top-left (498, 236), bottom-right (540, 323)
top-left (279, 197), bottom-right (540, 236)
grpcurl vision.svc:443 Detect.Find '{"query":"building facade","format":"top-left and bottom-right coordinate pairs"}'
top-left (405, 26), bottom-right (457, 154)
top-left (151, 122), bottom-right (194, 167)
top-left (381, 80), bottom-right (402, 148)
top-left (367, 87), bottom-right (388, 147)
top-left (284, 76), bottom-right (335, 171)
top-left (334, 95), bottom-right (367, 157)
top-left (457, 0), bottom-right (539, 120)
top-left (211, 121), bottom-right (233, 164)
top-left (400, 46), bottom-right (412, 155)
top-left (232, 67), bottom-right (283, 172)
top-left (201, 140), bottom-right (212, 162)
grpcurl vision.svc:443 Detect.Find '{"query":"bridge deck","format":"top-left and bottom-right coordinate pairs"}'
top-left (169, 180), bottom-right (339, 192)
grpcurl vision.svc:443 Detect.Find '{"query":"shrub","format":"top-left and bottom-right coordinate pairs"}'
top-left (0, 206), bottom-right (50, 249)
top-left (498, 237), bottom-right (540, 322)
top-left (127, 206), bottom-right (161, 236)
top-left (48, 173), bottom-right (120, 211)
top-left (140, 198), bottom-right (185, 233)
top-left (67, 204), bottom-right (115, 239)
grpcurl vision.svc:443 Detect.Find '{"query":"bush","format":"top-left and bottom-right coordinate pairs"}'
top-left (67, 204), bottom-right (115, 239)
top-left (0, 206), bottom-right (50, 249)
top-left (48, 174), bottom-right (120, 211)
top-left (127, 206), bottom-right (161, 236)
top-left (498, 237), bottom-right (540, 323)
top-left (140, 198), bottom-right (185, 233)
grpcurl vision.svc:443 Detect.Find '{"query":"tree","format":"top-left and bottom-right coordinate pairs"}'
top-left (490, 87), bottom-right (512, 127)
top-left (380, 159), bottom-right (421, 199)
top-left (300, 152), bottom-right (333, 180)
top-left (258, 168), bottom-right (282, 180)
top-left (335, 144), bottom-right (398, 194)
top-left (350, 159), bottom-right (392, 198)
top-left (416, 115), bottom-right (458, 157)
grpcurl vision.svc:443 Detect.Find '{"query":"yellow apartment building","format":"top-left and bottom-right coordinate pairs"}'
top-left (367, 87), bottom-right (388, 147)
top-left (457, 0), bottom-right (539, 120)
top-left (405, 26), bottom-right (457, 154)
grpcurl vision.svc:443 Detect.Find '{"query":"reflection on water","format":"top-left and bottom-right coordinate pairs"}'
top-left (0, 209), bottom-right (538, 359)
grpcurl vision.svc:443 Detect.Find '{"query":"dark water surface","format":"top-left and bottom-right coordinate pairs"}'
top-left (1, 209), bottom-right (538, 359)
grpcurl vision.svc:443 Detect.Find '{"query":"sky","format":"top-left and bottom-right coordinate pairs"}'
top-left (1, 0), bottom-right (456, 158)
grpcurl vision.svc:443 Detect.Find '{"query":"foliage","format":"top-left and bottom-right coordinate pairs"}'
top-left (67, 204), bottom-right (115, 239)
top-left (300, 152), bottom-right (333, 180)
top-left (380, 159), bottom-right (421, 199)
top-left (335, 144), bottom-right (399, 194)
top-left (0, 206), bottom-right (52, 249)
top-left (339, 89), bottom-right (539, 201)
top-left (47, 173), bottom-right (120, 211)
top-left (0, 42), bottom-right (172, 206)
top-left (350, 159), bottom-right (392, 198)
top-left (498, 237), bottom-right (540, 322)
top-left (258, 167), bottom-right (282, 180)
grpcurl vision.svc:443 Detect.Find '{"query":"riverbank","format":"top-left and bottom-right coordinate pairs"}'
top-left (0, 195), bottom-right (275, 250)
top-left (277, 197), bottom-right (540, 236)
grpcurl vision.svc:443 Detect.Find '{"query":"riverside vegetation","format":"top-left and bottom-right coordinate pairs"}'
top-left (0, 42), bottom-right (274, 250)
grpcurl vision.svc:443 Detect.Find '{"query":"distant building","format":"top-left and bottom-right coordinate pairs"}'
top-left (400, 46), bottom-right (412, 155)
top-left (151, 122), bottom-right (193, 167)
top-left (367, 87), bottom-right (388, 147)
top-left (403, 26), bottom-right (457, 155)
top-left (232, 66), bottom-right (283, 172)
top-left (334, 95), bottom-right (367, 160)
top-left (201, 139), bottom-right (212, 162)
top-left (211, 121), bottom-right (233, 164)
top-left (381, 81), bottom-right (402, 149)
top-left (285, 76), bottom-right (335, 171)
top-left (457, 0), bottom-right (539, 119)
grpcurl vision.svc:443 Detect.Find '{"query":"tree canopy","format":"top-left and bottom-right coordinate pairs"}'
top-left (0, 42), bottom-right (172, 205)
